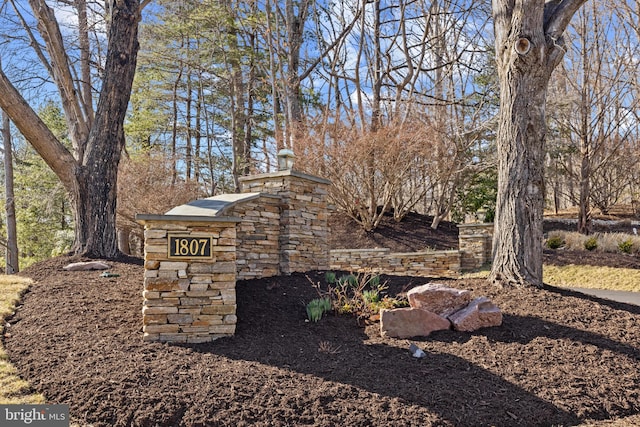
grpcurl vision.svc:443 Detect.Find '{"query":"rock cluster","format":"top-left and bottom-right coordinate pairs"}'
top-left (380, 283), bottom-right (502, 339)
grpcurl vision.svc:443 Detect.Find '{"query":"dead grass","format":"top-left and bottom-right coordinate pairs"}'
top-left (548, 231), bottom-right (640, 254)
top-left (0, 275), bottom-right (45, 404)
top-left (464, 263), bottom-right (640, 292)
top-left (580, 414), bottom-right (640, 426)
top-left (543, 265), bottom-right (640, 292)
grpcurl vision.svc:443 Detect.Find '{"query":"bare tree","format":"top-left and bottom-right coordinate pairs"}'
top-left (546, 1), bottom-right (640, 232)
top-left (307, 0), bottom-right (491, 230)
top-left (296, 119), bottom-right (433, 231)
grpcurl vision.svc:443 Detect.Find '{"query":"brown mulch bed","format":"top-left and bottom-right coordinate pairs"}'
top-left (4, 214), bottom-right (640, 426)
top-left (328, 211), bottom-right (459, 252)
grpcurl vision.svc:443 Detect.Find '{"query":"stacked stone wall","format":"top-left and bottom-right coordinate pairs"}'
top-left (138, 218), bottom-right (239, 343)
top-left (239, 171), bottom-right (330, 274)
top-left (457, 223), bottom-right (494, 270)
top-left (330, 249), bottom-right (460, 278)
top-left (229, 195), bottom-right (282, 280)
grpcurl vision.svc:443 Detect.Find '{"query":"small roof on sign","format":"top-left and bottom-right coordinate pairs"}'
top-left (164, 192), bottom-right (277, 217)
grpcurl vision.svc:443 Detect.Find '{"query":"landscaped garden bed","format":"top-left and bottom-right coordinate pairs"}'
top-left (3, 213), bottom-right (640, 426)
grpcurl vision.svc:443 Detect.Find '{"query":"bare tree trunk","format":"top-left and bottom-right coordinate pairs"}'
top-left (368, 0), bottom-right (382, 223)
top-left (185, 55), bottom-right (193, 181)
top-left (195, 79), bottom-right (202, 184)
top-left (118, 227), bottom-right (131, 255)
top-left (265, 0), bottom-right (283, 154)
top-left (1, 110), bottom-right (18, 273)
top-left (77, 0), bottom-right (94, 127)
top-left (284, 0), bottom-right (311, 149)
top-left (170, 64), bottom-right (183, 185)
top-left (244, 10), bottom-right (257, 175)
top-left (230, 37), bottom-right (246, 191)
top-left (0, 1), bottom-right (142, 259)
top-left (489, 0), bottom-right (587, 288)
top-left (490, 67), bottom-right (548, 287)
top-left (577, 143), bottom-right (592, 234)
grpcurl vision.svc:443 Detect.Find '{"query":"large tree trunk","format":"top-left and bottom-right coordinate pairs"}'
top-left (490, 66), bottom-right (549, 287)
top-left (0, 0), bottom-right (140, 259)
top-left (72, 1), bottom-right (139, 257)
top-left (489, 0), bottom-right (588, 287)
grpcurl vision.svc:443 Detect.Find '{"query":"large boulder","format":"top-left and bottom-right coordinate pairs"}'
top-left (380, 307), bottom-right (451, 339)
top-left (407, 283), bottom-right (472, 316)
top-left (448, 297), bottom-right (502, 332)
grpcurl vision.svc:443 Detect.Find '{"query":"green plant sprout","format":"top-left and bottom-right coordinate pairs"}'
top-left (306, 297), bottom-right (331, 322)
top-left (324, 271), bottom-right (337, 284)
top-left (546, 235), bottom-right (564, 249)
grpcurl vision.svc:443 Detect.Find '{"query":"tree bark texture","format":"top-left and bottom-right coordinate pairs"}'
top-left (489, 0), bottom-right (588, 287)
top-left (73, 0), bottom-right (140, 258)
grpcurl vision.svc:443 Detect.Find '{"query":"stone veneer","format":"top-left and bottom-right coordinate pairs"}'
top-left (136, 170), bottom-right (331, 343)
top-left (330, 223), bottom-right (494, 277)
top-left (239, 170), bottom-right (330, 274)
top-left (457, 223), bottom-right (494, 270)
top-left (227, 194), bottom-right (282, 280)
top-left (329, 249), bottom-right (460, 278)
top-left (135, 216), bottom-right (240, 343)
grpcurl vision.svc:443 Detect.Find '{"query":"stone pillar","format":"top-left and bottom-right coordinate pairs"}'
top-left (239, 170), bottom-right (331, 274)
top-left (457, 223), bottom-right (494, 271)
top-left (136, 215), bottom-right (240, 343)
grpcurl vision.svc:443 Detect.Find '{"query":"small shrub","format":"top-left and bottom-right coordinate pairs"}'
top-left (584, 236), bottom-right (598, 251)
top-left (618, 239), bottom-right (633, 254)
top-left (306, 300), bottom-right (323, 322)
top-left (343, 274), bottom-right (358, 287)
top-left (550, 230), bottom-right (640, 254)
top-left (337, 302), bottom-right (354, 314)
top-left (324, 271), bottom-right (336, 285)
top-left (546, 234), bottom-right (564, 249)
top-left (309, 272), bottom-right (405, 320)
top-left (362, 289), bottom-right (380, 304)
top-left (306, 297), bottom-right (331, 322)
top-left (366, 295), bottom-right (410, 313)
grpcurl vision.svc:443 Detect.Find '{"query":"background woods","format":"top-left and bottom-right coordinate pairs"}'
top-left (0, 0), bottom-right (639, 283)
